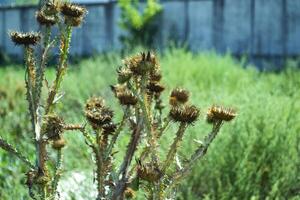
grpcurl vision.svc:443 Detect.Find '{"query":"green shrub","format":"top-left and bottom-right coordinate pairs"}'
top-left (118, 0), bottom-right (162, 49)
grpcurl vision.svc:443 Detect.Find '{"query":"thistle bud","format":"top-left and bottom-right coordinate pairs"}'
top-left (137, 160), bottom-right (163, 182)
top-left (147, 82), bottom-right (165, 94)
top-left (85, 97), bottom-right (114, 129)
top-left (52, 137), bottom-right (66, 150)
top-left (61, 3), bottom-right (87, 27)
top-left (124, 187), bottom-right (136, 199)
top-left (117, 67), bottom-right (132, 84)
top-left (10, 31), bottom-right (41, 46)
top-left (102, 122), bottom-right (117, 135)
top-left (207, 105), bottom-right (236, 123)
top-left (169, 105), bottom-right (200, 124)
top-left (43, 114), bottom-right (65, 140)
top-left (36, 11), bottom-right (56, 26)
top-left (169, 88), bottom-right (190, 106)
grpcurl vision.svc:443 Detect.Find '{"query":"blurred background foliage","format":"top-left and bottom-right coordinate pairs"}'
top-left (0, 49), bottom-right (299, 199)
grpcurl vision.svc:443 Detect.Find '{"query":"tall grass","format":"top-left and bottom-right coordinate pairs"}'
top-left (0, 49), bottom-right (299, 199)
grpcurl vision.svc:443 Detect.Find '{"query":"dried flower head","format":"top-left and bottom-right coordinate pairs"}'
top-left (43, 114), bottom-right (65, 140)
top-left (85, 97), bottom-right (114, 129)
top-left (61, 3), bottom-right (87, 18)
top-left (124, 51), bottom-right (159, 76)
top-left (117, 91), bottom-right (138, 106)
top-left (43, 0), bottom-right (61, 15)
top-left (169, 105), bottom-right (200, 124)
top-left (52, 137), bottom-right (66, 150)
top-left (36, 11), bottom-right (56, 26)
top-left (111, 84), bottom-right (138, 106)
top-left (124, 187), bottom-right (136, 199)
top-left (10, 31), bottom-right (41, 46)
top-left (207, 105), bottom-right (236, 123)
top-left (147, 82), bottom-right (165, 94)
top-left (150, 70), bottom-right (162, 82)
top-left (137, 160), bottom-right (163, 182)
top-left (117, 67), bottom-right (132, 84)
top-left (169, 88), bottom-right (190, 106)
top-left (102, 122), bottom-right (117, 135)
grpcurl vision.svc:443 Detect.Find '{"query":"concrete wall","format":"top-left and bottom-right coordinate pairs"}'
top-left (0, 0), bottom-right (300, 68)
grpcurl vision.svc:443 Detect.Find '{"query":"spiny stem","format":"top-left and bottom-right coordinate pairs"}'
top-left (52, 149), bottom-right (63, 197)
top-left (172, 121), bottom-right (223, 184)
top-left (0, 136), bottom-right (34, 168)
top-left (161, 123), bottom-right (187, 172)
top-left (45, 26), bottom-right (72, 114)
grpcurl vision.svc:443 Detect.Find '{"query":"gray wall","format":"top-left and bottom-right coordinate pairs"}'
top-left (0, 0), bottom-right (300, 68)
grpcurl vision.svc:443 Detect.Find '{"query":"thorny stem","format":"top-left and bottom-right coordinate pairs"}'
top-left (113, 121), bottom-right (143, 200)
top-left (0, 136), bottom-right (35, 168)
top-left (45, 25), bottom-right (72, 114)
top-left (52, 149), bottom-right (63, 197)
top-left (95, 129), bottom-right (105, 199)
top-left (172, 121), bottom-right (223, 184)
top-left (161, 123), bottom-right (187, 173)
top-left (106, 107), bottom-right (130, 158)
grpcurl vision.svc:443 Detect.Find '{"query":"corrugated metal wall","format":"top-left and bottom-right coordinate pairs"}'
top-left (0, 0), bottom-right (299, 68)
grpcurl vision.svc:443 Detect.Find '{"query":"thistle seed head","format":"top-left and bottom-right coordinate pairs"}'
top-left (124, 51), bottom-right (159, 76)
top-left (43, 0), bottom-right (61, 15)
top-left (61, 3), bottom-right (87, 18)
top-left (137, 160), bottom-right (163, 182)
top-left (102, 122), bottom-right (117, 135)
top-left (85, 97), bottom-right (114, 129)
top-left (43, 114), bottom-right (65, 140)
top-left (111, 84), bottom-right (138, 106)
top-left (147, 82), bottom-right (165, 94)
top-left (169, 88), bottom-right (190, 106)
top-left (10, 31), bottom-right (41, 46)
top-left (169, 105), bottom-right (200, 124)
top-left (207, 105), bottom-right (236, 123)
top-left (36, 11), bottom-right (56, 26)
top-left (150, 69), bottom-right (162, 82)
top-left (117, 66), bottom-right (132, 84)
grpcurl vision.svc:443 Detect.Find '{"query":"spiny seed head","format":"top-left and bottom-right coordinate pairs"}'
top-left (61, 3), bottom-right (87, 18)
top-left (43, 114), bottom-right (64, 140)
top-left (36, 11), bottom-right (56, 26)
top-left (207, 105), bottom-right (236, 123)
top-left (117, 91), bottom-right (138, 106)
top-left (111, 84), bottom-right (138, 106)
top-left (147, 82), bottom-right (165, 94)
top-left (10, 31), bottom-right (41, 46)
top-left (124, 187), bottom-right (136, 199)
top-left (117, 67), bottom-right (132, 84)
top-left (64, 15), bottom-right (85, 27)
top-left (169, 105), bottom-right (200, 124)
top-left (124, 51), bottom-right (159, 76)
top-left (137, 160), bottom-right (163, 182)
top-left (150, 70), bottom-right (162, 82)
top-left (85, 97), bottom-right (114, 129)
top-left (52, 137), bottom-right (66, 150)
top-left (169, 88), bottom-right (190, 106)
top-left (43, 0), bottom-right (61, 15)
top-left (102, 122), bottom-right (117, 135)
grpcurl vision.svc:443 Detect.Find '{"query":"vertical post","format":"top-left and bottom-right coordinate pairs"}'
top-left (250, 0), bottom-right (256, 61)
top-left (183, 0), bottom-right (190, 43)
top-left (281, 0), bottom-right (288, 67)
top-left (104, 1), bottom-right (114, 50)
top-left (212, 0), bottom-right (225, 52)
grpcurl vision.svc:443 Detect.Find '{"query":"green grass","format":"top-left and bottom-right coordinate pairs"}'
top-left (0, 49), bottom-right (299, 199)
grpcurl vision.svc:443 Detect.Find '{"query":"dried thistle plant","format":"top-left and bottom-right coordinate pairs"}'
top-left (0, 1), bottom-right (86, 199)
top-left (79, 51), bottom-right (237, 200)
top-left (0, 2), bottom-right (237, 200)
